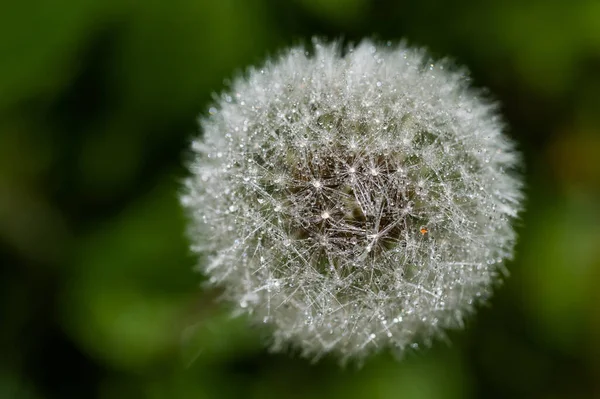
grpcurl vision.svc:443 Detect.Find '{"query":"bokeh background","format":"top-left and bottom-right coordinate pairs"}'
top-left (2, 0), bottom-right (600, 398)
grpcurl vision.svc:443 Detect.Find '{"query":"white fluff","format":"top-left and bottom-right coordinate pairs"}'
top-left (181, 39), bottom-right (524, 361)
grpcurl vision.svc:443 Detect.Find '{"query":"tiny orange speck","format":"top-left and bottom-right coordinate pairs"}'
top-left (420, 227), bottom-right (428, 235)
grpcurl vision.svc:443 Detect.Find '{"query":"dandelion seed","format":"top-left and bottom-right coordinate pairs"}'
top-left (181, 38), bottom-right (524, 362)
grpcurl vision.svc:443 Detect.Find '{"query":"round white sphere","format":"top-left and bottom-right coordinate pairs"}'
top-left (182, 39), bottom-right (523, 361)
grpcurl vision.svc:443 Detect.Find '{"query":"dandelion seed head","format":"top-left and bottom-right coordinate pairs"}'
top-left (181, 39), bottom-right (523, 362)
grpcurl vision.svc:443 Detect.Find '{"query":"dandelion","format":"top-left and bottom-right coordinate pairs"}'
top-left (181, 39), bottom-right (523, 361)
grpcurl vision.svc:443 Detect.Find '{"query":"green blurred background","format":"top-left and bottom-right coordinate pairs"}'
top-left (1, 0), bottom-right (600, 398)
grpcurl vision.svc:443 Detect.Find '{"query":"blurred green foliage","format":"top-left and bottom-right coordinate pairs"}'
top-left (1, 0), bottom-right (599, 398)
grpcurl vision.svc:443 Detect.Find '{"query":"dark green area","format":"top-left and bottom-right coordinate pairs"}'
top-left (1, 0), bottom-right (599, 398)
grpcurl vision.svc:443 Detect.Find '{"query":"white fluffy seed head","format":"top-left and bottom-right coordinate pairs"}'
top-left (181, 39), bottom-right (523, 362)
